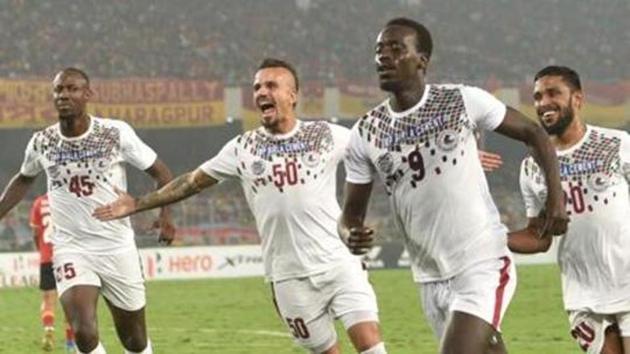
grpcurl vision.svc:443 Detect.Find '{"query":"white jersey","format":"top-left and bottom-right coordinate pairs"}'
top-left (345, 84), bottom-right (509, 282)
top-left (520, 125), bottom-right (630, 313)
top-left (200, 120), bottom-right (355, 282)
top-left (20, 116), bottom-right (157, 255)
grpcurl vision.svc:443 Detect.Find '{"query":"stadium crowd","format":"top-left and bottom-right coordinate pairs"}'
top-left (0, 0), bottom-right (627, 84)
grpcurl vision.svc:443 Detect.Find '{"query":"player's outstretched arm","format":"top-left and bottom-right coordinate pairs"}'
top-left (494, 107), bottom-right (568, 236)
top-left (144, 158), bottom-right (176, 245)
top-left (339, 181), bottom-right (374, 255)
top-left (93, 168), bottom-right (218, 221)
top-left (0, 173), bottom-right (37, 220)
top-left (508, 217), bottom-right (552, 254)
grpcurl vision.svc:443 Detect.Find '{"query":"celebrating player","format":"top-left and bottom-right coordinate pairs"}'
top-left (30, 194), bottom-right (76, 352)
top-left (0, 68), bottom-right (175, 354)
top-left (94, 58), bottom-right (387, 354)
top-left (510, 65), bottom-right (630, 353)
top-left (338, 18), bottom-right (568, 354)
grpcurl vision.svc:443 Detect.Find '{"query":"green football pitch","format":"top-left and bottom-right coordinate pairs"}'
top-left (0, 264), bottom-right (576, 353)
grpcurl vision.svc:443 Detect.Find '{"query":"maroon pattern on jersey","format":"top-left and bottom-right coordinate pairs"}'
top-left (524, 129), bottom-right (622, 214)
top-left (234, 121), bottom-right (335, 193)
top-left (31, 120), bottom-right (120, 191)
top-left (356, 86), bottom-right (472, 193)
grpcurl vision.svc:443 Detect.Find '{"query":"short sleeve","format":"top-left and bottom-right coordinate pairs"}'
top-left (344, 124), bottom-right (375, 184)
top-left (619, 132), bottom-right (630, 183)
top-left (19, 135), bottom-right (43, 177)
top-left (118, 121), bottom-right (158, 170)
top-left (329, 123), bottom-right (351, 161)
top-left (520, 158), bottom-right (544, 218)
top-left (460, 86), bottom-right (507, 131)
top-left (199, 137), bottom-right (240, 181)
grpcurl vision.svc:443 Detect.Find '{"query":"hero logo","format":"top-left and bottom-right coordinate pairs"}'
top-left (436, 129), bottom-right (458, 151)
top-left (588, 172), bottom-right (610, 192)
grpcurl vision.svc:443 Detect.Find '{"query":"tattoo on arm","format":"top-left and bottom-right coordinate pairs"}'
top-left (136, 172), bottom-right (199, 212)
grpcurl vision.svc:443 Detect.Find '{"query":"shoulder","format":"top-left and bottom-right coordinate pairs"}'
top-left (589, 125), bottom-right (628, 140)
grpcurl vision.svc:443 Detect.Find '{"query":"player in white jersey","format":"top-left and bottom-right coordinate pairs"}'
top-left (0, 68), bottom-right (175, 354)
top-left (94, 58), bottom-right (387, 354)
top-left (509, 66), bottom-right (630, 354)
top-left (337, 18), bottom-right (569, 354)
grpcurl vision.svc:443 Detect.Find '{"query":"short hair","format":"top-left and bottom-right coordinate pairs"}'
top-left (257, 58), bottom-right (299, 92)
top-left (534, 66), bottom-right (582, 91)
top-left (56, 67), bottom-right (90, 85)
top-left (385, 17), bottom-right (433, 59)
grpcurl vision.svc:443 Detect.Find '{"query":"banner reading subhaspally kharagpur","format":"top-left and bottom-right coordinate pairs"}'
top-left (0, 78), bottom-right (224, 129)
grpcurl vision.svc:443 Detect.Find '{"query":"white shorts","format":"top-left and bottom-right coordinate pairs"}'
top-left (568, 310), bottom-right (630, 353)
top-left (53, 249), bottom-right (146, 311)
top-left (418, 255), bottom-right (516, 340)
top-left (272, 259), bottom-right (379, 353)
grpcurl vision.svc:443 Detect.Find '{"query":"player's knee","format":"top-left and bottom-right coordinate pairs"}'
top-left (360, 342), bottom-right (387, 354)
top-left (120, 334), bottom-right (148, 353)
top-left (73, 322), bottom-right (99, 351)
top-left (123, 338), bottom-right (152, 354)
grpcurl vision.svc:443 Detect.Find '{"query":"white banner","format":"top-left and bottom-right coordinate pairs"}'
top-left (0, 242), bottom-right (558, 288)
top-left (0, 245), bottom-right (265, 288)
top-left (140, 245), bottom-right (264, 280)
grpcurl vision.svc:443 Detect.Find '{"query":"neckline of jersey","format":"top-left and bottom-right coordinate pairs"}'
top-left (261, 120), bottom-right (302, 140)
top-left (556, 124), bottom-right (591, 156)
top-left (56, 115), bottom-right (95, 141)
top-left (385, 84), bottom-right (431, 119)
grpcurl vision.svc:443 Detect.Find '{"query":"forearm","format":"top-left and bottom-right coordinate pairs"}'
top-left (527, 128), bottom-right (563, 201)
top-left (508, 228), bottom-right (552, 254)
top-left (135, 172), bottom-right (201, 213)
top-left (0, 174), bottom-right (34, 219)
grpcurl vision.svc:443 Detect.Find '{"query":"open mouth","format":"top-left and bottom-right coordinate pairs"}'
top-left (258, 102), bottom-right (276, 115)
top-left (539, 110), bottom-right (558, 124)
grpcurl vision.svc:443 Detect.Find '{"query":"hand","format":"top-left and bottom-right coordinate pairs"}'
top-left (539, 201), bottom-right (570, 237)
top-left (92, 187), bottom-right (137, 221)
top-left (341, 226), bottom-right (374, 255)
top-left (153, 210), bottom-right (175, 246)
top-left (478, 150), bottom-right (503, 172)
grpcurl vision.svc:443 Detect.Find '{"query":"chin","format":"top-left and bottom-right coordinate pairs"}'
top-left (379, 80), bottom-right (401, 92)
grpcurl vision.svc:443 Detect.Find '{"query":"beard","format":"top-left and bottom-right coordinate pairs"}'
top-left (541, 100), bottom-right (575, 136)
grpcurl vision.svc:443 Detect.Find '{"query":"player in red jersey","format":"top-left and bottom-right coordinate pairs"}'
top-left (30, 194), bottom-right (76, 352)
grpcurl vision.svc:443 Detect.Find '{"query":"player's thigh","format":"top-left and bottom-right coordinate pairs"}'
top-left (450, 255), bottom-right (516, 332)
top-left (273, 276), bottom-right (337, 353)
top-left (104, 298), bottom-right (148, 348)
top-left (98, 249), bottom-right (146, 312)
top-left (568, 311), bottom-right (620, 354)
top-left (328, 261), bottom-right (382, 350)
top-left (53, 253), bottom-right (101, 324)
top-left (441, 311), bottom-right (497, 354)
top-left (615, 311), bottom-right (630, 353)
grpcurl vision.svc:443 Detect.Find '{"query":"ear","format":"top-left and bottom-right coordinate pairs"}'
top-left (572, 90), bottom-right (584, 110)
top-left (417, 54), bottom-right (429, 72)
top-left (85, 87), bottom-right (94, 100)
top-left (290, 89), bottom-right (298, 107)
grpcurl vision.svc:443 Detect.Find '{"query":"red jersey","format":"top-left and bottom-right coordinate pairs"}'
top-left (30, 195), bottom-right (53, 264)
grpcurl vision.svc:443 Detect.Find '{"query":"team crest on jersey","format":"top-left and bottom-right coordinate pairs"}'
top-left (94, 158), bottom-right (110, 173)
top-left (376, 153), bottom-right (394, 175)
top-left (588, 172), bottom-right (610, 192)
top-left (301, 152), bottom-right (320, 168)
top-left (436, 129), bottom-right (459, 151)
top-left (250, 160), bottom-right (266, 176)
